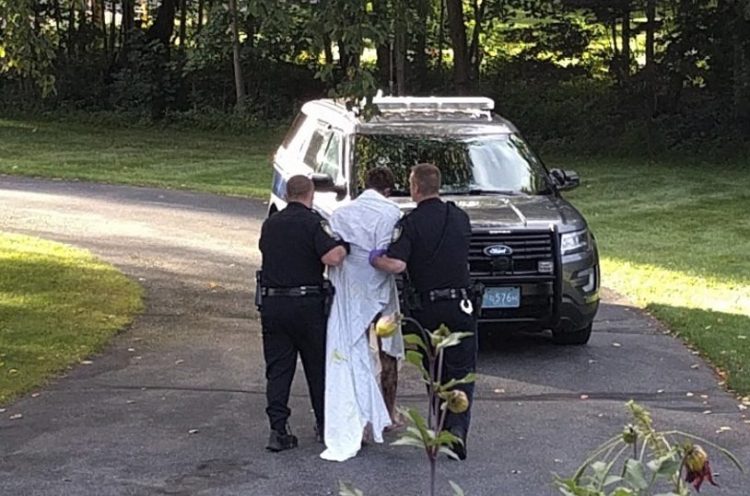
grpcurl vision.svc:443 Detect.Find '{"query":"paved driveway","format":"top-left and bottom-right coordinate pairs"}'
top-left (1, 176), bottom-right (747, 496)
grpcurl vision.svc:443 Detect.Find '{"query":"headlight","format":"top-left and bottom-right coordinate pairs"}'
top-left (561, 229), bottom-right (591, 255)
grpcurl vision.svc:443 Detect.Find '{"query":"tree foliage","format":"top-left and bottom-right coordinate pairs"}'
top-left (0, 0), bottom-right (748, 146)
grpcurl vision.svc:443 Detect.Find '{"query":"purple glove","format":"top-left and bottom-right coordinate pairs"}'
top-left (369, 248), bottom-right (387, 266)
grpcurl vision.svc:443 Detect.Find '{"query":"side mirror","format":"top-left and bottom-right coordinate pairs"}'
top-left (549, 168), bottom-right (580, 191)
top-left (311, 173), bottom-right (347, 199)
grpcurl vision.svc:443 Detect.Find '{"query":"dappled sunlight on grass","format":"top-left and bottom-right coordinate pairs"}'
top-left (0, 232), bottom-right (143, 404)
top-left (602, 258), bottom-right (750, 317)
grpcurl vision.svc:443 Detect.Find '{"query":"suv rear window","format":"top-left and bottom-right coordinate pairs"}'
top-left (281, 113), bottom-right (307, 149)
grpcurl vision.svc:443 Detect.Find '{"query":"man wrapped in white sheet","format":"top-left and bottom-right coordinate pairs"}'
top-left (320, 167), bottom-right (404, 462)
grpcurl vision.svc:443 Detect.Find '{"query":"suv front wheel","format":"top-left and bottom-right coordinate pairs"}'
top-left (552, 323), bottom-right (592, 345)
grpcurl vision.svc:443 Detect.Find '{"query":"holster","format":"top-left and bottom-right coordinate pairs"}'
top-left (398, 276), bottom-right (422, 313)
top-left (322, 280), bottom-right (335, 317)
top-left (470, 281), bottom-right (485, 314)
top-left (255, 270), bottom-right (263, 311)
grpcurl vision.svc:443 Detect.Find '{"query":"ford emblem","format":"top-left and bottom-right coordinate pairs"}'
top-left (484, 244), bottom-right (513, 256)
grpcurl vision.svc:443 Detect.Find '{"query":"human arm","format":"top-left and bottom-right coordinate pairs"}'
top-left (371, 253), bottom-right (406, 274)
top-left (321, 245), bottom-right (348, 267)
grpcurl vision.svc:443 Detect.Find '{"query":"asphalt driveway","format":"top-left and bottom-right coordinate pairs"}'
top-left (1, 176), bottom-right (748, 496)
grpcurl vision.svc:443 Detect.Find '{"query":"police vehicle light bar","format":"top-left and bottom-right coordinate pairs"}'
top-left (372, 95), bottom-right (495, 113)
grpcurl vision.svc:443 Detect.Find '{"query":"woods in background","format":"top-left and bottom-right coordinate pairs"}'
top-left (1, 0), bottom-right (749, 152)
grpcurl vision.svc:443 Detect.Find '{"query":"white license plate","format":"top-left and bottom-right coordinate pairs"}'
top-left (482, 287), bottom-right (521, 309)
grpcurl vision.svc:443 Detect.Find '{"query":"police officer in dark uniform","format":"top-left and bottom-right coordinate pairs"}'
top-left (370, 163), bottom-right (477, 461)
top-left (257, 175), bottom-right (348, 452)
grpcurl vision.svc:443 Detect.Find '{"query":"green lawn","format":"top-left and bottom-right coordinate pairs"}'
top-left (0, 232), bottom-right (143, 404)
top-left (1, 117), bottom-right (748, 395)
top-left (564, 157), bottom-right (750, 394)
top-left (0, 118), bottom-right (282, 199)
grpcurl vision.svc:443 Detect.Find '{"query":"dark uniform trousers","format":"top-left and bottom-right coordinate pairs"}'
top-left (410, 299), bottom-right (478, 434)
top-left (261, 296), bottom-right (327, 432)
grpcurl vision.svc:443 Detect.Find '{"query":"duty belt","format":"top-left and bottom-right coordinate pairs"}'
top-left (425, 287), bottom-right (470, 303)
top-left (261, 286), bottom-right (325, 297)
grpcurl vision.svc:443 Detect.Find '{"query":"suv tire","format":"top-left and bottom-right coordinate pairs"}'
top-left (552, 323), bottom-right (592, 346)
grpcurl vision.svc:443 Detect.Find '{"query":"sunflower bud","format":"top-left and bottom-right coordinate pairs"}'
top-left (446, 390), bottom-right (469, 414)
top-left (683, 444), bottom-right (718, 491)
top-left (621, 425), bottom-right (637, 445)
top-left (375, 314), bottom-right (399, 338)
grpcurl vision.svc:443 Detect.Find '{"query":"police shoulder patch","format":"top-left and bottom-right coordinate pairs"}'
top-left (320, 220), bottom-right (341, 241)
top-left (391, 224), bottom-right (403, 243)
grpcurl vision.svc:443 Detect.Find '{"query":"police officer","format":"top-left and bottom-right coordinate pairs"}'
top-left (258, 175), bottom-right (348, 452)
top-left (370, 163), bottom-right (477, 461)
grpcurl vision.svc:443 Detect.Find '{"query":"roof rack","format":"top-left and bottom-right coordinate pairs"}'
top-left (371, 95), bottom-right (494, 114)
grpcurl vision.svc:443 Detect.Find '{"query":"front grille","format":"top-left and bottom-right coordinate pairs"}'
top-left (469, 230), bottom-right (554, 276)
top-left (470, 229), bottom-right (560, 328)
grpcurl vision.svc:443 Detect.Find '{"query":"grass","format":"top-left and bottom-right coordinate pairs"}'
top-left (0, 118), bottom-right (282, 199)
top-left (563, 157), bottom-right (750, 394)
top-left (0, 232), bottom-right (143, 404)
top-left (1, 116), bottom-right (748, 395)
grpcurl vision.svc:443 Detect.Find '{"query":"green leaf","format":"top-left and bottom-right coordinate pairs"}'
top-left (338, 481), bottom-right (365, 496)
top-left (436, 331), bottom-right (474, 350)
top-left (391, 437), bottom-right (426, 449)
top-left (439, 446), bottom-right (460, 460)
top-left (622, 459), bottom-right (649, 490)
top-left (610, 489), bottom-right (635, 496)
top-left (448, 480), bottom-right (465, 496)
top-left (436, 429), bottom-right (461, 446)
top-left (438, 373), bottom-right (477, 391)
top-left (403, 332), bottom-right (427, 351)
top-left (647, 455), bottom-right (682, 478)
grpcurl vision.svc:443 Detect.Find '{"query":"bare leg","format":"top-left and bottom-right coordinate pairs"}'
top-left (379, 350), bottom-right (401, 426)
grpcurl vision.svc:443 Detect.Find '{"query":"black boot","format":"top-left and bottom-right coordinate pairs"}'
top-left (314, 423), bottom-right (324, 444)
top-left (448, 426), bottom-right (467, 461)
top-left (266, 427), bottom-right (298, 452)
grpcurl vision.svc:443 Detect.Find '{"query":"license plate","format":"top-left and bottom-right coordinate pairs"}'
top-left (482, 287), bottom-right (521, 309)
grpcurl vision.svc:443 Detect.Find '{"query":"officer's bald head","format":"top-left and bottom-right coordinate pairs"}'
top-left (286, 175), bottom-right (314, 205)
top-left (410, 163), bottom-right (441, 200)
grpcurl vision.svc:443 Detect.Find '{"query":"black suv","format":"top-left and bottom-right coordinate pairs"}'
top-left (268, 96), bottom-right (599, 345)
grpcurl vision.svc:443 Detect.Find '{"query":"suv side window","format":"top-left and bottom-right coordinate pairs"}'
top-left (281, 113), bottom-right (307, 149)
top-left (318, 132), bottom-right (342, 180)
top-left (301, 124), bottom-right (343, 182)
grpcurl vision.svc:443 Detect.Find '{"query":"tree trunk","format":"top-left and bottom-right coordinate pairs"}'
top-left (395, 26), bottom-right (406, 95)
top-left (52, 0), bottom-right (62, 37)
top-left (146, 0), bottom-right (177, 45)
top-left (97, 0), bottom-right (107, 54)
top-left (445, 0), bottom-right (470, 94)
top-left (197, 0), bottom-right (204, 33)
top-left (179, 0), bottom-right (187, 50)
top-left (373, 0), bottom-right (392, 90)
top-left (468, 0), bottom-right (487, 83)
top-left (733, 1), bottom-right (750, 125)
top-left (645, 0), bottom-right (656, 114)
top-left (394, 0), bottom-right (408, 95)
top-left (413, 0), bottom-right (429, 92)
top-left (437, 0), bottom-right (445, 73)
top-left (110, 0), bottom-right (118, 58)
top-left (621, 6), bottom-right (631, 82)
top-left (67, 1), bottom-right (76, 57)
top-left (229, 0), bottom-right (246, 110)
top-left (122, 0), bottom-right (135, 46)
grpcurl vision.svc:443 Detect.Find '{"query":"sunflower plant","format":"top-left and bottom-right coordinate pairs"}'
top-left (555, 401), bottom-right (744, 496)
top-left (340, 314), bottom-right (475, 496)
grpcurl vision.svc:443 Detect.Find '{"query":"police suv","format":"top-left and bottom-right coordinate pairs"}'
top-left (268, 96), bottom-right (600, 345)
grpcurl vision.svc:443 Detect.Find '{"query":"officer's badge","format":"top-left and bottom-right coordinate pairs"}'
top-left (391, 225), bottom-right (402, 243)
top-left (321, 220), bottom-right (341, 241)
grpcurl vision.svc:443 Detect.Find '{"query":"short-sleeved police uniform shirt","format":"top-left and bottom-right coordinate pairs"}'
top-left (259, 202), bottom-right (342, 287)
top-left (386, 197), bottom-right (472, 293)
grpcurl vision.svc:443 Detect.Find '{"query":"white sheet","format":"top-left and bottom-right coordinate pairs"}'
top-left (320, 189), bottom-right (403, 462)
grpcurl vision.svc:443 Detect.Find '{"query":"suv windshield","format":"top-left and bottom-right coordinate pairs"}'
top-left (354, 133), bottom-right (550, 195)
